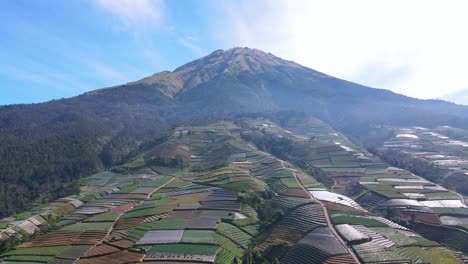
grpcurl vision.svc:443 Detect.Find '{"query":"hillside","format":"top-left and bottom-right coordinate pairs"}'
top-left (1, 47), bottom-right (468, 217)
top-left (1, 119), bottom-right (467, 263)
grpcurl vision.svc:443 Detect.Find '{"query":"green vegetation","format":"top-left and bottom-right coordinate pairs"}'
top-left (221, 181), bottom-right (262, 191)
top-left (217, 223), bottom-right (252, 248)
top-left (413, 237), bottom-right (440, 247)
top-left (280, 178), bottom-right (300, 188)
top-left (397, 246), bottom-right (460, 264)
top-left (0, 246), bottom-right (70, 256)
top-left (2, 255), bottom-right (54, 262)
top-left (182, 230), bottom-right (215, 243)
top-left (330, 214), bottom-right (388, 227)
top-left (140, 218), bottom-right (188, 230)
top-left (240, 130), bottom-right (294, 161)
top-left (432, 207), bottom-right (468, 216)
top-left (14, 211), bottom-right (33, 220)
top-left (1, 115), bottom-right (466, 263)
top-left (61, 222), bottom-right (113, 231)
top-left (148, 243), bottom-right (220, 255)
top-left (213, 233), bottom-right (244, 257)
top-left (215, 248), bottom-right (238, 264)
top-left (83, 212), bottom-right (119, 222)
top-left (121, 207), bottom-right (172, 218)
top-left (372, 148), bottom-right (446, 184)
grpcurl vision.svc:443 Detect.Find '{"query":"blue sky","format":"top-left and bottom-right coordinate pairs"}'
top-left (1, 0), bottom-right (468, 105)
top-left (0, 0), bottom-right (221, 105)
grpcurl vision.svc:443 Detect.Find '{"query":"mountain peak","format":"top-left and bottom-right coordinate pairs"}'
top-left (133, 47), bottom-right (308, 97)
top-left (213, 47), bottom-right (270, 57)
top-left (174, 46), bottom-right (301, 72)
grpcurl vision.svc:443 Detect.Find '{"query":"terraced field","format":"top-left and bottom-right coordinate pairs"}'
top-left (1, 119), bottom-right (466, 263)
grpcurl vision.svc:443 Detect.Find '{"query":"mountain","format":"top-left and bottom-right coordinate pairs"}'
top-left (1, 47), bottom-right (468, 216)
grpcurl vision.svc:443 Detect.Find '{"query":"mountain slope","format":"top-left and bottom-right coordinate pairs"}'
top-left (1, 47), bottom-right (468, 217)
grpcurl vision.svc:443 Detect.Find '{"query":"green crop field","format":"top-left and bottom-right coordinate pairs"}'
top-left (217, 223), bottom-right (252, 248)
top-left (330, 214), bottom-right (388, 227)
top-left (83, 212), bottom-right (119, 222)
top-left (280, 177), bottom-right (301, 188)
top-left (397, 246), bottom-right (460, 264)
top-left (1, 246), bottom-right (70, 256)
top-left (62, 221), bottom-right (113, 231)
top-left (2, 255), bottom-right (54, 262)
top-left (215, 248), bottom-right (237, 264)
top-left (182, 230), bottom-right (215, 243)
top-left (148, 243), bottom-right (220, 255)
top-left (121, 206), bottom-right (172, 218)
top-left (140, 218), bottom-right (188, 230)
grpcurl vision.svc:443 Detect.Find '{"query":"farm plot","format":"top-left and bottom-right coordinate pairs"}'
top-left (121, 202), bottom-right (174, 219)
top-left (355, 191), bottom-right (388, 207)
top-left (440, 216), bottom-right (468, 227)
top-left (432, 207), bottom-right (468, 216)
top-left (145, 244), bottom-right (219, 260)
top-left (16, 230), bottom-right (107, 248)
top-left (298, 227), bottom-right (347, 255)
top-left (144, 244), bottom-right (219, 262)
top-left (335, 224), bottom-right (370, 244)
top-left (361, 184), bottom-right (408, 199)
top-left (187, 218), bottom-right (219, 230)
top-left (397, 246), bottom-right (461, 264)
top-left (351, 225), bottom-right (409, 264)
top-left (370, 227), bottom-right (419, 246)
top-left (279, 188), bottom-right (310, 198)
top-left (281, 227), bottom-right (349, 264)
top-left (393, 208), bottom-right (442, 225)
top-left (62, 222), bottom-right (113, 231)
top-left (258, 204), bottom-right (326, 250)
top-left (0, 246), bottom-right (71, 263)
top-left (87, 171), bottom-right (118, 187)
top-left (83, 211), bottom-right (119, 222)
top-left (54, 245), bottom-right (94, 260)
top-left (232, 207), bottom-right (258, 227)
top-left (1, 254), bottom-right (54, 263)
top-left (309, 191), bottom-right (361, 209)
top-left (81, 244), bottom-right (120, 258)
top-left (136, 230), bottom-right (184, 245)
top-left (199, 200), bottom-right (241, 211)
top-left (381, 199), bottom-right (424, 207)
top-left (181, 230), bottom-right (215, 243)
top-left (77, 250), bottom-right (144, 264)
top-left (217, 223), bottom-right (252, 248)
top-left (162, 187), bottom-right (217, 198)
top-left (423, 191), bottom-right (460, 200)
top-left (136, 218), bottom-right (188, 230)
top-left (420, 200), bottom-right (466, 208)
top-left (202, 189), bottom-right (238, 202)
top-left (330, 213), bottom-right (387, 227)
top-left (270, 195), bottom-right (315, 212)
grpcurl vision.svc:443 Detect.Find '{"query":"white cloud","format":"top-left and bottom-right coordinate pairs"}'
top-left (211, 0), bottom-right (468, 101)
top-left (96, 0), bottom-right (165, 30)
top-left (96, 0), bottom-right (204, 62)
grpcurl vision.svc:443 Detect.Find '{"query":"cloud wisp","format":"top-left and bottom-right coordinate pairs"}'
top-left (96, 0), bottom-right (166, 30)
top-left (95, 0), bottom-right (204, 64)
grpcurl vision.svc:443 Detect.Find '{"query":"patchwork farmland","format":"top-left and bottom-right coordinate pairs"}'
top-left (1, 119), bottom-right (467, 263)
